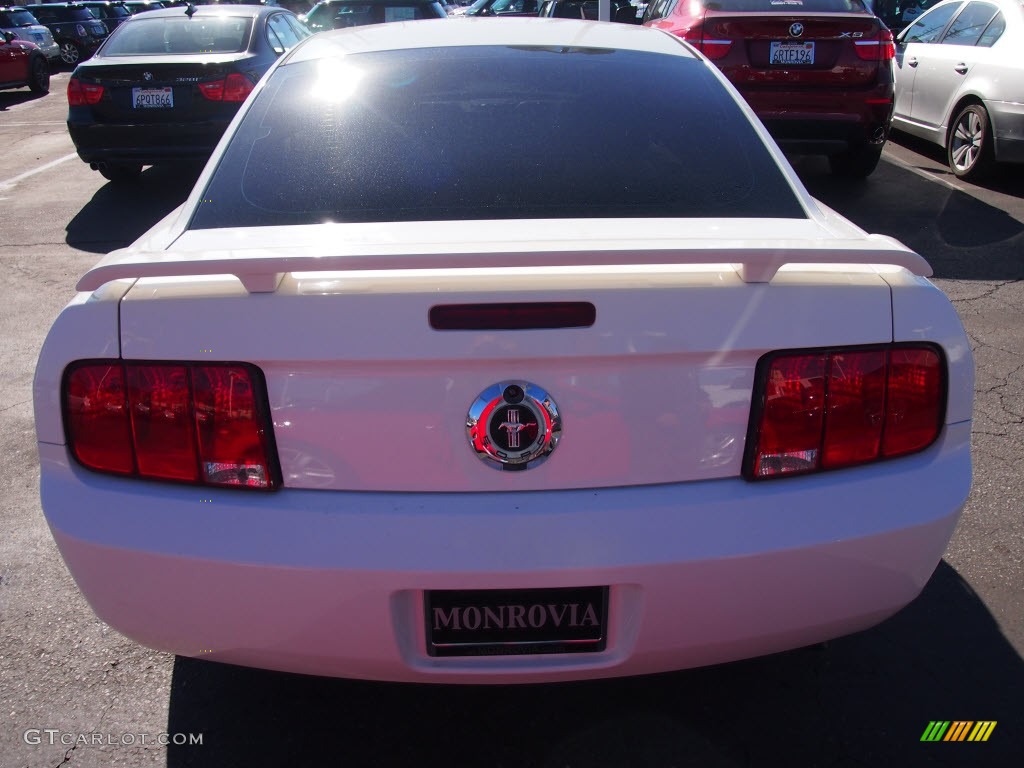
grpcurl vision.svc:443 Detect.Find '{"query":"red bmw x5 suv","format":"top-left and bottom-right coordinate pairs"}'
top-left (644, 0), bottom-right (895, 178)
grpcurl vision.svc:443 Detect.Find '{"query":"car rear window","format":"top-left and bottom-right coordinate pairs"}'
top-left (0, 10), bottom-right (42, 26)
top-left (307, 2), bottom-right (444, 28)
top-left (705, 0), bottom-right (868, 10)
top-left (189, 46), bottom-right (806, 229)
top-left (101, 16), bottom-right (253, 55)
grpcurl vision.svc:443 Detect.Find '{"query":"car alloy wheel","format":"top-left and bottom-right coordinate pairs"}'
top-left (29, 56), bottom-right (51, 94)
top-left (59, 41), bottom-right (81, 66)
top-left (948, 104), bottom-right (994, 181)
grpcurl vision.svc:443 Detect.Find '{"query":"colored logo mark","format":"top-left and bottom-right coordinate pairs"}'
top-left (921, 721), bottom-right (996, 742)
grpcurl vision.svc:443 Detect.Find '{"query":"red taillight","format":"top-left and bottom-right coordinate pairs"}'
top-left (64, 361), bottom-right (277, 489)
top-left (854, 30), bottom-right (896, 61)
top-left (68, 78), bottom-right (104, 107)
top-left (198, 73), bottom-right (254, 102)
top-left (126, 364), bottom-right (199, 482)
top-left (746, 345), bottom-right (944, 479)
top-left (679, 27), bottom-right (732, 60)
top-left (882, 348), bottom-right (943, 457)
top-left (66, 364), bottom-right (134, 474)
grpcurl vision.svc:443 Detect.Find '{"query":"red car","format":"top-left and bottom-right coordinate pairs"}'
top-left (643, 0), bottom-right (894, 178)
top-left (0, 31), bottom-right (49, 94)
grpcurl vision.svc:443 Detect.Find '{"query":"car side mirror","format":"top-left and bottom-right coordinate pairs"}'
top-left (1, 30), bottom-right (14, 44)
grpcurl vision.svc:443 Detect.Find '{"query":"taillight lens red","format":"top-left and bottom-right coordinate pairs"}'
top-left (855, 30), bottom-right (896, 61)
top-left (63, 361), bottom-right (277, 489)
top-left (746, 345), bottom-right (945, 479)
top-left (198, 73), bottom-right (254, 102)
top-left (679, 27), bottom-right (732, 60)
top-left (68, 78), bottom-right (104, 107)
top-left (66, 364), bottom-right (133, 474)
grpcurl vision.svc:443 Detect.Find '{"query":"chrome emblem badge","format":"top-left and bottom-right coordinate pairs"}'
top-left (789, 23), bottom-right (804, 37)
top-left (467, 382), bottom-right (561, 471)
top-left (143, 71), bottom-right (153, 81)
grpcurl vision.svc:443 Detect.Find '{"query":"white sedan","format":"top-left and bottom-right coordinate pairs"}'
top-left (892, 0), bottom-right (1024, 179)
top-left (35, 18), bottom-right (974, 683)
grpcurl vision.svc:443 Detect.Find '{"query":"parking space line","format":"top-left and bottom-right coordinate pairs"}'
top-left (0, 152), bottom-right (78, 189)
top-left (883, 150), bottom-right (963, 193)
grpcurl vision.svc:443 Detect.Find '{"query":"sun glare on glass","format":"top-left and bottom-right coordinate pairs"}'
top-left (310, 57), bottom-right (364, 103)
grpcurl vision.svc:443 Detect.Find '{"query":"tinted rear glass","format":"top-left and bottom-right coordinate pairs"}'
top-left (48, 7), bottom-right (98, 22)
top-left (190, 46), bottom-right (806, 229)
top-left (0, 10), bottom-right (42, 26)
top-left (706, 0), bottom-right (868, 10)
top-left (101, 16), bottom-right (253, 55)
top-left (306, 2), bottom-right (444, 28)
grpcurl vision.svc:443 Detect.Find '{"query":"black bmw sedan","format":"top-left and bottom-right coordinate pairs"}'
top-left (67, 4), bottom-right (310, 182)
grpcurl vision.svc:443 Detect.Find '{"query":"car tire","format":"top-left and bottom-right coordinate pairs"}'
top-left (828, 143), bottom-right (883, 179)
top-left (59, 40), bottom-right (82, 66)
top-left (947, 103), bottom-right (994, 181)
top-left (28, 55), bottom-right (51, 95)
top-left (98, 163), bottom-right (143, 183)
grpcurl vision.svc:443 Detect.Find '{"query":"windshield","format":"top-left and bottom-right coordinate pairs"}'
top-left (101, 16), bottom-right (253, 55)
top-left (191, 45), bottom-right (805, 229)
top-left (0, 10), bottom-right (41, 27)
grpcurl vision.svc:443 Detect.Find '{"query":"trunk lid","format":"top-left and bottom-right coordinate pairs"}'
top-left (73, 56), bottom-right (253, 122)
top-left (111, 219), bottom-right (905, 492)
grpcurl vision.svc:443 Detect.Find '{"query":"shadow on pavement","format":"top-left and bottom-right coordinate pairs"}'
top-left (165, 562), bottom-right (1022, 767)
top-left (65, 162), bottom-right (204, 254)
top-left (0, 90), bottom-right (46, 110)
top-left (798, 152), bottom-right (1024, 282)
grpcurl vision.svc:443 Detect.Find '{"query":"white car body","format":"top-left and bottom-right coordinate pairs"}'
top-left (892, 0), bottom-right (1024, 175)
top-left (35, 19), bottom-right (973, 683)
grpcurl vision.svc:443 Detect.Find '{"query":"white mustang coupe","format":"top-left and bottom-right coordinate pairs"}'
top-left (35, 18), bottom-right (974, 683)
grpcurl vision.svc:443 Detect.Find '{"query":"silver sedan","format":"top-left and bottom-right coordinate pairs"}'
top-left (892, 0), bottom-right (1024, 179)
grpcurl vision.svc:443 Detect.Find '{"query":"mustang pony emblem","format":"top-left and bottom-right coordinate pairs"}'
top-left (467, 382), bottom-right (560, 470)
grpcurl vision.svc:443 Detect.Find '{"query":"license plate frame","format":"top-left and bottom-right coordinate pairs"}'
top-left (425, 586), bottom-right (608, 657)
top-left (132, 86), bottom-right (173, 109)
top-left (769, 41), bottom-right (815, 66)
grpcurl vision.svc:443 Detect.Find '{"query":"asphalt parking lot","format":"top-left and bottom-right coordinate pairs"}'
top-left (1, 72), bottom-right (1022, 767)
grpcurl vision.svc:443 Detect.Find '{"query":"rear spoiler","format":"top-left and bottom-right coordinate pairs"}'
top-left (76, 240), bottom-right (932, 294)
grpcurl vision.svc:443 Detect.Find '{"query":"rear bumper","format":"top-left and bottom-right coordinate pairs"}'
top-left (39, 421), bottom-right (971, 684)
top-left (742, 86), bottom-right (894, 154)
top-left (67, 117), bottom-right (232, 165)
top-left (987, 99), bottom-right (1024, 165)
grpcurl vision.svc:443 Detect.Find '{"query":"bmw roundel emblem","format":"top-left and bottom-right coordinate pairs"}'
top-left (467, 382), bottom-right (561, 471)
top-left (789, 23), bottom-right (804, 37)
top-left (143, 71), bottom-right (154, 81)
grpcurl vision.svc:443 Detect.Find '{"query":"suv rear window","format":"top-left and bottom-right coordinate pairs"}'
top-left (190, 46), bottom-right (806, 229)
top-left (704, 0), bottom-right (868, 10)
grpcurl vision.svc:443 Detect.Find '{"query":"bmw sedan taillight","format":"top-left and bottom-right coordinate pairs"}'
top-left (68, 78), bottom-right (104, 106)
top-left (198, 73), bottom-right (254, 102)
top-left (63, 361), bottom-right (278, 489)
top-left (744, 344), bottom-right (945, 479)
